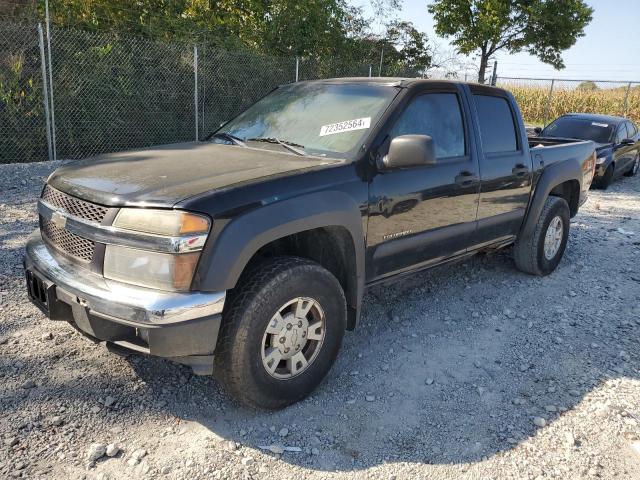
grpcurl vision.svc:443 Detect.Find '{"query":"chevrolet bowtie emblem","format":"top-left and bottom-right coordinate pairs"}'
top-left (51, 211), bottom-right (67, 229)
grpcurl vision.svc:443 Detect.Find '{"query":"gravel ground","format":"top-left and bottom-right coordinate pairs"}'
top-left (1, 161), bottom-right (639, 480)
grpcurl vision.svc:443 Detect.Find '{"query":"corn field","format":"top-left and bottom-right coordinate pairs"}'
top-left (497, 79), bottom-right (640, 127)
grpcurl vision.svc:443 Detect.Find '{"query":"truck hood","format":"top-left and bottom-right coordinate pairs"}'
top-left (47, 142), bottom-right (341, 207)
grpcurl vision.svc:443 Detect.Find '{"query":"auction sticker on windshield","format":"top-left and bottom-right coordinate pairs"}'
top-left (319, 117), bottom-right (371, 136)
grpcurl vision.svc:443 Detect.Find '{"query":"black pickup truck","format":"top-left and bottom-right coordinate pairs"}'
top-left (24, 78), bottom-right (596, 409)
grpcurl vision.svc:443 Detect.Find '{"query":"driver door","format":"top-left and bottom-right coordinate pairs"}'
top-left (614, 123), bottom-right (633, 175)
top-left (366, 85), bottom-right (481, 282)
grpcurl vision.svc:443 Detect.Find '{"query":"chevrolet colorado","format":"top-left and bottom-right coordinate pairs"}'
top-left (24, 78), bottom-right (596, 409)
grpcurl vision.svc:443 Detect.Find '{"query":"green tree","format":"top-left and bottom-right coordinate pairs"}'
top-left (576, 80), bottom-right (598, 91)
top-left (386, 20), bottom-right (432, 73)
top-left (428, 0), bottom-right (593, 83)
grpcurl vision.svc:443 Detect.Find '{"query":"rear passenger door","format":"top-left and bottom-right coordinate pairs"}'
top-left (470, 86), bottom-right (532, 246)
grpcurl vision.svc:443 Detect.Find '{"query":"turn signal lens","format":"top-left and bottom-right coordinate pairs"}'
top-left (179, 213), bottom-right (210, 234)
top-left (114, 209), bottom-right (210, 236)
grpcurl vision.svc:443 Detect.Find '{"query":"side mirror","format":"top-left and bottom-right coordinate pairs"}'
top-left (534, 127), bottom-right (542, 135)
top-left (620, 138), bottom-right (635, 146)
top-left (380, 135), bottom-right (436, 170)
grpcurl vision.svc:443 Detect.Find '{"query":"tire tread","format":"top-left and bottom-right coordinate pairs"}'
top-left (514, 196), bottom-right (568, 276)
top-left (214, 256), bottom-right (345, 409)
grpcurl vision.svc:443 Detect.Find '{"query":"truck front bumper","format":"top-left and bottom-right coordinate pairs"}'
top-left (23, 230), bottom-right (226, 375)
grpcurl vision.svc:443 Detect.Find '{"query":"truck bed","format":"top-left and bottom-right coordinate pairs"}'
top-left (529, 137), bottom-right (596, 168)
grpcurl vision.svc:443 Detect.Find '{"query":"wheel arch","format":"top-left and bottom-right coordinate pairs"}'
top-left (549, 179), bottom-right (580, 217)
top-left (520, 160), bottom-right (582, 239)
top-left (196, 191), bottom-right (365, 330)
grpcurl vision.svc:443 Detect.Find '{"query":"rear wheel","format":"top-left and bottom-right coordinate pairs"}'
top-left (514, 196), bottom-right (570, 276)
top-left (214, 256), bottom-right (346, 409)
top-left (624, 154), bottom-right (639, 177)
top-left (598, 164), bottom-right (614, 189)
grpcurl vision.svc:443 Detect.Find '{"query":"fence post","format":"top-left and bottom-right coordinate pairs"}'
top-left (295, 56), bottom-right (299, 82)
top-left (38, 24), bottom-right (53, 161)
top-left (45, 0), bottom-right (56, 160)
top-left (201, 46), bottom-right (205, 138)
top-left (369, 65), bottom-right (372, 77)
top-left (543, 79), bottom-right (555, 127)
top-left (378, 49), bottom-right (384, 77)
top-left (623, 82), bottom-right (632, 117)
top-left (194, 45), bottom-right (198, 141)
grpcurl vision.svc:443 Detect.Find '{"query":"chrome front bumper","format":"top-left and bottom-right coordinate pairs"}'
top-left (24, 230), bottom-right (226, 373)
top-left (24, 230), bottom-right (225, 325)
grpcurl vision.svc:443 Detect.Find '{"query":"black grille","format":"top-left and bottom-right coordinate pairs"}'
top-left (41, 184), bottom-right (108, 224)
top-left (41, 217), bottom-right (95, 262)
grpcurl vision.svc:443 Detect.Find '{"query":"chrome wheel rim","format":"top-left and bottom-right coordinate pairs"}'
top-left (261, 297), bottom-right (326, 379)
top-left (543, 216), bottom-right (563, 260)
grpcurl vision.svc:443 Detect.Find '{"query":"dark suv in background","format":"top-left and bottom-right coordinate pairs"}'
top-left (536, 113), bottom-right (640, 189)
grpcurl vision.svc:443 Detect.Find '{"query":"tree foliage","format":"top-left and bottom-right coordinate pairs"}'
top-left (576, 80), bottom-right (598, 91)
top-left (37, 0), bottom-right (433, 74)
top-left (428, 0), bottom-right (593, 83)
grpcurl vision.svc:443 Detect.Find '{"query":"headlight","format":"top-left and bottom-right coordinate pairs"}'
top-left (104, 246), bottom-right (200, 291)
top-left (596, 156), bottom-right (607, 165)
top-left (104, 209), bottom-right (210, 291)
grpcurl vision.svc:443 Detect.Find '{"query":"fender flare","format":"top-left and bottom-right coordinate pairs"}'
top-left (520, 159), bottom-right (582, 239)
top-left (197, 191), bottom-right (365, 325)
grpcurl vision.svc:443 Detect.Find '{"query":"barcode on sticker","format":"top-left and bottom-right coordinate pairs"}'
top-left (319, 117), bottom-right (371, 136)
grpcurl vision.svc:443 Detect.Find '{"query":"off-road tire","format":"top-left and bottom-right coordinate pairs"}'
top-left (514, 196), bottom-right (570, 276)
top-left (624, 154), bottom-right (639, 177)
top-left (214, 256), bottom-right (346, 410)
top-left (598, 164), bottom-right (614, 189)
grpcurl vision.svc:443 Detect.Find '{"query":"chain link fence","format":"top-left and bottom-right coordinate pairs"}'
top-left (0, 21), bottom-right (49, 163)
top-left (2, 19), bottom-right (640, 164)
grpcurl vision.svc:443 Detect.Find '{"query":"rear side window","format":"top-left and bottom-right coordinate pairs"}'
top-left (474, 95), bottom-right (518, 153)
top-left (390, 93), bottom-right (465, 158)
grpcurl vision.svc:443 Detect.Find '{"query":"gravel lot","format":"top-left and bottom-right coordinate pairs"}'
top-left (1, 161), bottom-right (639, 480)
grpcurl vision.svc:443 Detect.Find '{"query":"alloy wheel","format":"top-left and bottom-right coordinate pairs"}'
top-left (543, 216), bottom-right (563, 260)
top-left (261, 297), bottom-right (326, 379)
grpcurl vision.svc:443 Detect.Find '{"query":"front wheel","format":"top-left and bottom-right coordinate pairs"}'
top-left (624, 154), bottom-right (639, 177)
top-left (214, 256), bottom-right (346, 409)
top-left (514, 196), bottom-right (570, 276)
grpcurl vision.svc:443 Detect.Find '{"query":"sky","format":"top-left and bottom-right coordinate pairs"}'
top-left (351, 0), bottom-right (640, 83)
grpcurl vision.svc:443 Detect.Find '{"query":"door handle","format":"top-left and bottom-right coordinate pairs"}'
top-left (455, 171), bottom-right (477, 186)
top-left (512, 164), bottom-right (529, 177)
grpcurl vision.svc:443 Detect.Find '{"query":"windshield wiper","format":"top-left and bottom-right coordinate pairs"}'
top-left (211, 132), bottom-right (246, 147)
top-left (247, 137), bottom-right (307, 156)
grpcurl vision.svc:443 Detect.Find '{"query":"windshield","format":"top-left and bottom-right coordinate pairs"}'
top-left (213, 82), bottom-right (398, 156)
top-left (542, 116), bottom-right (614, 144)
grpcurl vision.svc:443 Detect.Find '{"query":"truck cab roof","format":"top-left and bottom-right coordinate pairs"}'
top-left (293, 77), bottom-right (509, 94)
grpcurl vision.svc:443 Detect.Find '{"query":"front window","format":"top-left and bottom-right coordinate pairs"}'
top-left (542, 117), bottom-right (614, 144)
top-left (213, 82), bottom-right (398, 157)
top-left (389, 93), bottom-right (466, 158)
